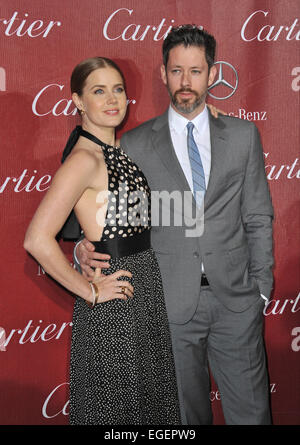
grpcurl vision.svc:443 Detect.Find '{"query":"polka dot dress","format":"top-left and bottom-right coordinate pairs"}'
top-left (69, 138), bottom-right (181, 425)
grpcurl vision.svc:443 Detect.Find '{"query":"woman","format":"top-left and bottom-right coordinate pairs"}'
top-left (24, 57), bottom-right (181, 425)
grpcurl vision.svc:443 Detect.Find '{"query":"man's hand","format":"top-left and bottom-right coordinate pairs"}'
top-left (207, 103), bottom-right (227, 118)
top-left (77, 238), bottom-right (111, 280)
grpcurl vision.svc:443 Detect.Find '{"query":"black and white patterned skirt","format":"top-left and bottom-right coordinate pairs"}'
top-left (69, 248), bottom-right (181, 425)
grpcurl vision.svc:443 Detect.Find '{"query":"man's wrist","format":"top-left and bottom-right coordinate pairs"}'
top-left (260, 293), bottom-right (268, 304)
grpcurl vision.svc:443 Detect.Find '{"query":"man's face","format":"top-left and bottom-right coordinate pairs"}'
top-left (161, 44), bottom-right (216, 119)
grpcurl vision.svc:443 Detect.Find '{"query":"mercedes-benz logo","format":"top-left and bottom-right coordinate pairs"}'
top-left (208, 61), bottom-right (238, 100)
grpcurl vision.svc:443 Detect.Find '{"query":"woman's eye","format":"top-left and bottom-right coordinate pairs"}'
top-left (94, 89), bottom-right (104, 94)
top-left (115, 87), bottom-right (124, 93)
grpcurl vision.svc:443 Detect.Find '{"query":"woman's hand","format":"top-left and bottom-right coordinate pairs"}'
top-left (89, 268), bottom-right (134, 304)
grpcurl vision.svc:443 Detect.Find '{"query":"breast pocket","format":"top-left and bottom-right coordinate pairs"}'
top-left (218, 171), bottom-right (244, 190)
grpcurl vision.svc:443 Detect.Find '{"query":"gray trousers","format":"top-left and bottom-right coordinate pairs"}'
top-left (169, 286), bottom-right (271, 425)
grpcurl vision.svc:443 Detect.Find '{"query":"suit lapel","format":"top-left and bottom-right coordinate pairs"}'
top-left (151, 111), bottom-right (191, 192)
top-left (204, 112), bottom-right (228, 209)
top-left (151, 109), bottom-right (229, 211)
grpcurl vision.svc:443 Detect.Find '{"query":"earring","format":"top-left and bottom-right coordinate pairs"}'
top-left (79, 109), bottom-right (85, 115)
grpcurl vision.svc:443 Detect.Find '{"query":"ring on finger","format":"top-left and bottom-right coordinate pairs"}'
top-left (121, 286), bottom-right (126, 295)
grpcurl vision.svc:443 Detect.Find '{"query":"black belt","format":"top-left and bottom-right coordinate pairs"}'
top-left (201, 273), bottom-right (209, 286)
top-left (92, 230), bottom-right (151, 259)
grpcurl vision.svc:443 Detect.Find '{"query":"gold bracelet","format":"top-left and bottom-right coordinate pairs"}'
top-left (88, 282), bottom-right (99, 308)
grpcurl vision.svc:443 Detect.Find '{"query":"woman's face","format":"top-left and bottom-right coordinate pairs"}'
top-left (73, 66), bottom-right (127, 130)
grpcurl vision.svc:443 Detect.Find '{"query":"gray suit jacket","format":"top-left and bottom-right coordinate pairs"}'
top-left (121, 110), bottom-right (274, 324)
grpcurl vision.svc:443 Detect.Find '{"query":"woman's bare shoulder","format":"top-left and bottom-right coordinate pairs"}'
top-left (62, 145), bottom-right (106, 176)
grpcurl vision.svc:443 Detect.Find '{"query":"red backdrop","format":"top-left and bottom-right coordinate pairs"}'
top-left (0, 0), bottom-right (299, 425)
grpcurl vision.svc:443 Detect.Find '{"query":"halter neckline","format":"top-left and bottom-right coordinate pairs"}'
top-left (79, 127), bottom-right (118, 150)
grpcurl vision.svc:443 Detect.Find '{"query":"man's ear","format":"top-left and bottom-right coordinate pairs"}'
top-left (208, 64), bottom-right (217, 87)
top-left (160, 64), bottom-right (167, 86)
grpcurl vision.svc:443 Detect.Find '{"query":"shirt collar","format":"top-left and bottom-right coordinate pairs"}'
top-left (168, 104), bottom-right (209, 135)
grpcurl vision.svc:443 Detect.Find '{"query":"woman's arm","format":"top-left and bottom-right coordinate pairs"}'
top-left (24, 150), bottom-right (99, 302)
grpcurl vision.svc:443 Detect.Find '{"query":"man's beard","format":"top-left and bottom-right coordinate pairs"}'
top-left (168, 86), bottom-right (206, 115)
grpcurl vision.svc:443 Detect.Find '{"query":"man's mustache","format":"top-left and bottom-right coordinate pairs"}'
top-left (175, 88), bottom-right (199, 96)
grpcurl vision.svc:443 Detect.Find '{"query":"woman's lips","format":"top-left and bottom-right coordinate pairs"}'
top-left (104, 109), bottom-right (119, 115)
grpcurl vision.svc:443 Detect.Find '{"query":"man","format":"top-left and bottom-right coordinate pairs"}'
top-left (72, 25), bottom-right (274, 425)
